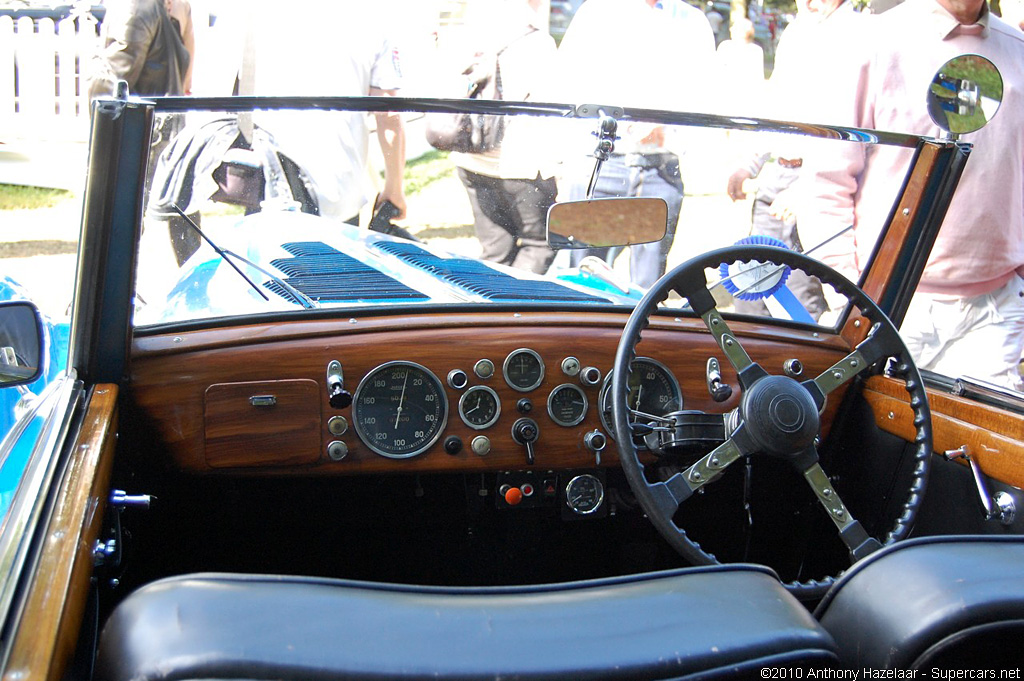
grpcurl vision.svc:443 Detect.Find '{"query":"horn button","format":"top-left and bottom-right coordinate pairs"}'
top-left (740, 375), bottom-right (820, 456)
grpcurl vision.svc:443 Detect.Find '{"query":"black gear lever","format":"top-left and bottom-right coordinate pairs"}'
top-left (511, 418), bottom-right (539, 465)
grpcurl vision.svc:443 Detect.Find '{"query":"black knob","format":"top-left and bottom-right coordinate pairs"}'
top-left (329, 383), bottom-right (353, 409)
top-left (517, 398), bottom-right (533, 414)
top-left (444, 436), bottom-right (463, 455)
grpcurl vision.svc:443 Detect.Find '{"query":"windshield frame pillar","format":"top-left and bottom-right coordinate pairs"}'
top-left (843, 138), bottom-right (971, 346)
top-left (70, 97), bottom-right (154, 384)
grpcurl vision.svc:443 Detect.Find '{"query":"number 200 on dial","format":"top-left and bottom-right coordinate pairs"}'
top-left (352, 361), bottom-right (448, 459)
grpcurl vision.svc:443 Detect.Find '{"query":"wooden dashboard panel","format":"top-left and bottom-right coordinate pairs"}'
top-left (129, 311), bottom-right (852, 475)
top-left (204, 379), bottom-right (321, 468)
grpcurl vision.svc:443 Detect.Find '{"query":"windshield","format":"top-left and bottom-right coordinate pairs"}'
top-left (130, 100), bottom-right (918, 331)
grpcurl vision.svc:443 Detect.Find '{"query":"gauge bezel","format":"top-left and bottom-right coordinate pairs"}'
top-left (547, 383), bottom-right (589, 427)
top-left (502, 348), bottom-right (545, 392)
top-left (598, 357), bottom-right (683, 438)
top-left (352, 361), bottom-right (449, 459)
top-left (565, 473), bottom-right (605, 515)
top-left (458, 385), bottom-right (501, 430)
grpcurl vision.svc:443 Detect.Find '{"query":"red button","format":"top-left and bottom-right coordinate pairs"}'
top-left (521, 483), bottom-right (535, 497)
top-left (504, 487), bottom-right (524, 506)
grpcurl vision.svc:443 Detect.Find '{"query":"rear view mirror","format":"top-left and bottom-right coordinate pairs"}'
top-left (927, 54), bottom-right (1002, 137)
top-left (547, 197), bottom-right (668, 250)
top-left (0, 301), bottom-right (45, 388)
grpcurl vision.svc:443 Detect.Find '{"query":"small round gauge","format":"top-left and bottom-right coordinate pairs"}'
top-left (459, 385), bottom-right (501, 430)
top-left (503, 348), bottom-right (545, 392)
top-left (353, 361), bottom-right (448, 459)
top-left (547, 383), bottom-right (588, 427)
top-left (599, 357), bottom-right (683, 439)
top-left (565, 474), bottom-right (605, 515)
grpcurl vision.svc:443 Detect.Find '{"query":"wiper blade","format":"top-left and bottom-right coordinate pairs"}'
top-left (171, 205), bottom-right (270, 302)
top-left (223, 249), bottom-right (319, 310)
top-left (170, 206), bottom-right (319, 309)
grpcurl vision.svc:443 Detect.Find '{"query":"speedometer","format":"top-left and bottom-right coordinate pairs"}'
top-left (353, 361), bottom-right (448, 459)
top-left (599, 357), bottom-right (682, 439)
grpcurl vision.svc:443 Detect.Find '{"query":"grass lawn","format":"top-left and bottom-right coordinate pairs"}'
top-left (0, 184), bottom-right (75, 211)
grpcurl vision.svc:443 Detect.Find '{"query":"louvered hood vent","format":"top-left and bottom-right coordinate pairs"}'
top-left (373, 241), bottom-right (606, 303)
top-left (267, 242), bottom-right (429, 303)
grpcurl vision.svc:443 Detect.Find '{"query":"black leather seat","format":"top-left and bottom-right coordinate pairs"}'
top-left (95, 565), bottom-right (837, 680)
top-left (815, 535), bottom-right (1024, 669)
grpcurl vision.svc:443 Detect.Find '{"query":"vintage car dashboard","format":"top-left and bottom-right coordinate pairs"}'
top-left (128, 311), bottom-right (853, 480)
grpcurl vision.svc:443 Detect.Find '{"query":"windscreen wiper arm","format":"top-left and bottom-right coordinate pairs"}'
top-left (170, 205), bottom-right (318, 309)
top-left (223, 249), bottom-right (319, 310)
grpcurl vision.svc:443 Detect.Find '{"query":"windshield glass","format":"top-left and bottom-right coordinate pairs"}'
top-left (131, 102), bottom-right (914, 330)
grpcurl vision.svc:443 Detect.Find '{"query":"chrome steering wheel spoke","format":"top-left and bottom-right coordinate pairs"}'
top-left (700, 308), bottom-right (768, 389)
top-left (807, 322), bottom-right (895, 405)
top-left (802, 459), bottom-right (882, 562)
top-left (647, 437), bottom-right (749, 518)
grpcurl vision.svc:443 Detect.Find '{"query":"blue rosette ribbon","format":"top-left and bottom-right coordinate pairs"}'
top-left (718, 236), bottom-right (815, 324)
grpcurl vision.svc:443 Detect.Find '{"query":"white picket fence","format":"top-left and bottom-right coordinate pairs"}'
top-left (0, 13), bottom-right (99, 188)
top-left (0, 13), bottom-right (99, 143)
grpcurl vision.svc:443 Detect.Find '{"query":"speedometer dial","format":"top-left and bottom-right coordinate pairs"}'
top-left (353, 361), bottom-right (448, 459)
top-left (599, 357), bottom-right (682, 439)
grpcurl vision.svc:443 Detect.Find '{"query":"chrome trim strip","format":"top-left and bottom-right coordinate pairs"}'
top-left (141, 95), bottom-right (922, 148)
top-left (920, 369), bottom-right (1024, 415)
top-left (0, 373), bottom-right (82, 651)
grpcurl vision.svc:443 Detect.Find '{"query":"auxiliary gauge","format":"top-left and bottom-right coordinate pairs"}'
top-left (503, 348), bottom-right (545, 392)
top-left (459, 385), bottom-right (500, 430)
top-left (547, 384), bottom-right (588, 427)
top-left (565, 474), bottom-right (605, 515)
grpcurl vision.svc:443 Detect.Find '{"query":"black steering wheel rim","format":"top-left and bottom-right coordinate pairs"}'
top-left (612, 245), bottom-right (932, 601)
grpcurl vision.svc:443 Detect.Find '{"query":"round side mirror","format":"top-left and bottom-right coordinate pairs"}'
top-left (927, 54), bottom-right (1002, 137)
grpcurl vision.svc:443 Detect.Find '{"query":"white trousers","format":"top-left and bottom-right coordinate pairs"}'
top-left (900, 274), bottom-right (1024, 391)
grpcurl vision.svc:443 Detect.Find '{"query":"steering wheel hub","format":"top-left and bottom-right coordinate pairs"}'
top-left (741, 375), bottom-right (819, 456)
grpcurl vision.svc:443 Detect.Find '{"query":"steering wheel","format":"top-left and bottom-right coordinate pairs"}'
top-left (612, 245), bottom-right (931, 600)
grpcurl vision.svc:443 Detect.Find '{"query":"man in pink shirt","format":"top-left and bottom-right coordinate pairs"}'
top-left (800, 0), bottom-right (1024, 389)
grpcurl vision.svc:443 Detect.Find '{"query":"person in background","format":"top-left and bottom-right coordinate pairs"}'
top-left (89, 0), bottom-right (194, 99)
top-left (448, 0), bottom-right (559, 274)
top-left (240, 0), bottom-right (407, 226)
top-left (800, 0), bottom-right (1024, 389)
top-left (89, 0), bottom-right (196, 264)
top-left (723, 0), bottom-right (863, 320)
top-left (705, 2), bottom-right (727, 44)
top-left (715, 17), bottom-right (765, 113)
top-left (554, 0), bottom-right (717, 288)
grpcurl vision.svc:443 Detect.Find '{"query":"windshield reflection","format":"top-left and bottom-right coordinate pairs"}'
top-left (131, 106), bottom-right (901, 333)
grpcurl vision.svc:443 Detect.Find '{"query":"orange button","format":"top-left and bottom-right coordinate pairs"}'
top-left (504, 486), bottom-right (524, 506)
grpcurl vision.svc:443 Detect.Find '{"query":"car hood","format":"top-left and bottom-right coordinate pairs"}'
top-left (136, 210), bottom-right (640, 325)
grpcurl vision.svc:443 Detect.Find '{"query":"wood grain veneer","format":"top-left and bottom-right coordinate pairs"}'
top-left (129, 312), bottom-right (853, 475)
top-left (841, 142), bottom-right (945, 349)
top-left (3, 385), bottom-right (118, 681)
top-left (204, 379), bottom-right (321, 468)
top-left (864, 375), bottom-right (1024, 489)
